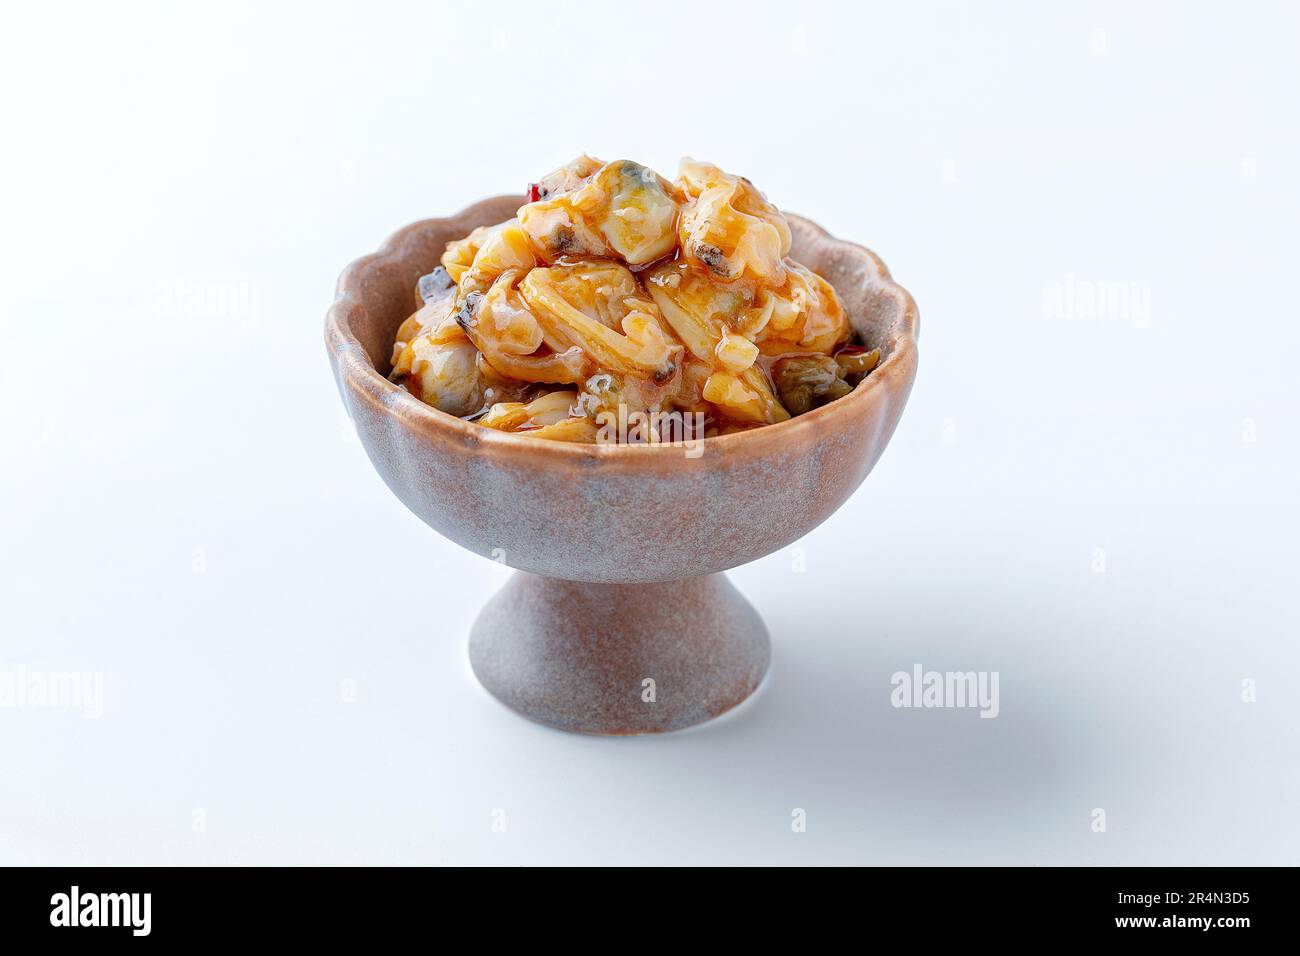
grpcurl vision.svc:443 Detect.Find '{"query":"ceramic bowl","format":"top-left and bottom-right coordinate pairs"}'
top-left (325, 195), bottom-right (918, 734)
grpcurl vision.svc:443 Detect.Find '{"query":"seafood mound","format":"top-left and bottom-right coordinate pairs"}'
top-left (389, 157), bottom-right (880, 443)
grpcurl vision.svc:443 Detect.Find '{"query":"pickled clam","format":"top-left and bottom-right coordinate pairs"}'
top-left (677, 159), bottom-right (792, 282)
top-left (390, 157), bottom-right (879, 442)
top-left (520, 262), bottom-right (680, 379)
top-left (450, 219), bottom-right (538, 300)
top-left (576, 160), bottom-right (679, 265)
top-left (519, 158), bottom-right (679, 266)
top-left (396, 333), bottom-right (487, 418)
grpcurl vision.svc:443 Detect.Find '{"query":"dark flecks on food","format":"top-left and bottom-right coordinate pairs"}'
top-left (453, 291), bottom-right (484, 332)
top-left (552, 225), bottom-right (577, 254)
top-left (772, 355), bottom-right (853, 416)
top-left (715, 288), bottom-right (751, 320)
top-left (617, 160), bottom-right (662, 193)
top-left (418, 266), bottom-right (455, 303)
top-left (694, 242), bottom-right (732, 277)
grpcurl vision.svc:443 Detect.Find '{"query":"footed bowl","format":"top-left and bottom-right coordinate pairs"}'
top-left (325, 195), bottom-right (918, 734)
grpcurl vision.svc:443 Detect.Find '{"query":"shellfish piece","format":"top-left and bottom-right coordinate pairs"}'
top-left (835, 345), bottom-right (882, 378)
top-left (575, 160), bottom-right (679, 265)
top-left (517, 199), bottom-right (610, 262)
top-left (476, 270), bottom-right (544, 356)
top-left (520, 417), bottom-right (600, 443)
top-left (518, 158), bottom-right (678, 266)
top-left (715, 331), bottom-right (760, 374)
top-left (440, 223), bottom-right (495, 285)
top-left (398, 334), bottom-right (488, 418)
top-left (771, 354), bottom-right (854, 416)
top-left (390, 292), bottom-right (461, 368)
top-left (644, 260), bottom-right (759, 360)
top-left (749, 261), bottom-right (851, 357)
top-left (480, 388), bottom-right (577, 428)
top-left (520, 263), bottom-right (679, 378)
top-left (454, 219), bottom-right (538, 299)
top-left (676, 159), bottom-right (792, 283)
top-left (472, 341), bottom-right (588, 386)
top-left (531, 154), bottom-right (605, 201)
top-left (701, 370), bottom-right (770, 424)
top-left (457, 276), bottom-right (588, 386)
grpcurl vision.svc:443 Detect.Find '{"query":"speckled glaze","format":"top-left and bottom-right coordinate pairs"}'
top-left (470, 572), bottom-right (770, 735)
top-left (325, 195), bottom-right (919, 734)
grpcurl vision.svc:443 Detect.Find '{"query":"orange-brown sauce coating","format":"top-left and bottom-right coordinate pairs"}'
top-left (390, 157), bottom-right (879, 442)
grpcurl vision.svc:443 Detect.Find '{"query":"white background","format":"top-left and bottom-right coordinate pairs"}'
top-left (3, 1), bottom-right (1297, 865)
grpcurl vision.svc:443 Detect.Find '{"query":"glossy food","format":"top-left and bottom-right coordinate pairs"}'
top-left (390, 157), bottom-right (880, 442)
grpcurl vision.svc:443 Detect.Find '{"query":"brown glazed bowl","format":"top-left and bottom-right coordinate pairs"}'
top-left (326, 195), bottom-right (919, 734)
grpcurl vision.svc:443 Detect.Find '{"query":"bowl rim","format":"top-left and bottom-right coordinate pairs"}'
top-left (325, 195), bottom-right (919, 462)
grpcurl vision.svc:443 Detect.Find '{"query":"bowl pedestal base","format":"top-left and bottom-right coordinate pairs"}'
top-left (468, 572), bottom-right (770, 735)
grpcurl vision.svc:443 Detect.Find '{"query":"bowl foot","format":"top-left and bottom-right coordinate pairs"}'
top-left (469, 572), bottom-right (770, 735)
